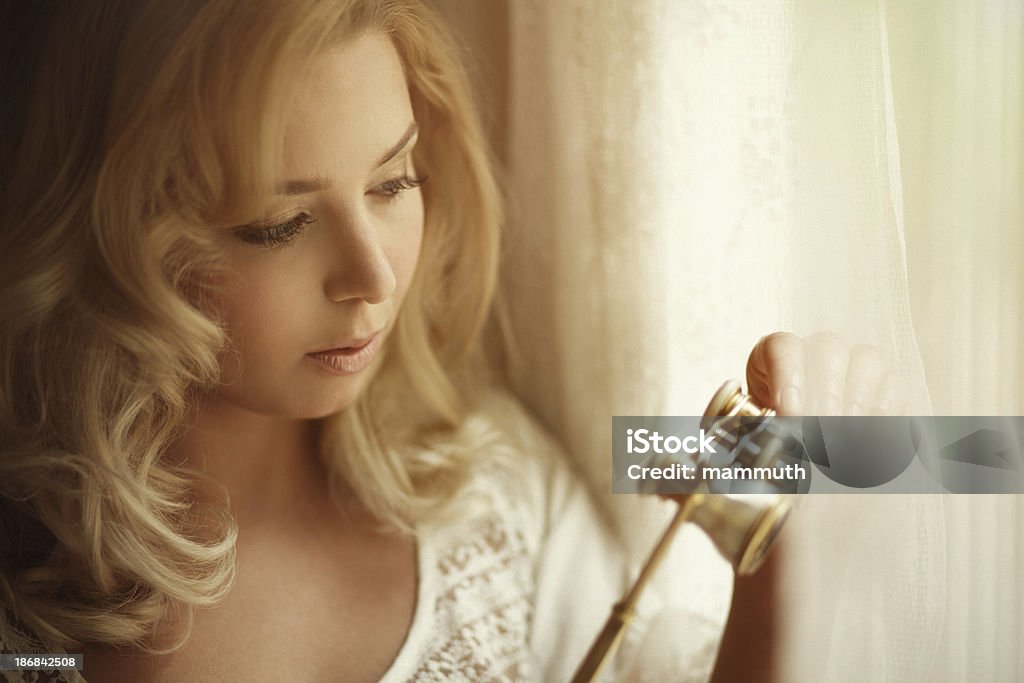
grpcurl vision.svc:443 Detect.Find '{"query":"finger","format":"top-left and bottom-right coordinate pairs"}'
top-left (747, 331), bottom-right (804, 415)
top-left (842, 345), bottom-right (886, 416)
top-left (803, 331), bottom-right (850, 415)
top-left (872, 372), bottom-right (910, 415)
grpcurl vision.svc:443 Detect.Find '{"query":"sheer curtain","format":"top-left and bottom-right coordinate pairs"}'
top-left (889, 1), bottom-right (1024, 680)
top-left (436, 0), bottom-right (1022, 679)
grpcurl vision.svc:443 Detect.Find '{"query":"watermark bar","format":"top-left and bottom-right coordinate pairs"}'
top-left (612, 416), bottom-right (1024, 494)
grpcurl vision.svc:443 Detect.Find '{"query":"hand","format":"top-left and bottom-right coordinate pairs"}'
top-left (745, 331), bottom-right (908, 416)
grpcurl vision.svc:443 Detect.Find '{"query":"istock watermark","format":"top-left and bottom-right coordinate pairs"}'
top-left (612, 416), bottom-right (1024, 494)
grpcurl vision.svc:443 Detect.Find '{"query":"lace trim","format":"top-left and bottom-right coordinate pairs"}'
top-left (405, 514), bottom-right (536, 682)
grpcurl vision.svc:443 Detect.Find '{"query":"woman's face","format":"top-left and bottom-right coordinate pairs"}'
top-left (210, 32), bottom-right (424, 419)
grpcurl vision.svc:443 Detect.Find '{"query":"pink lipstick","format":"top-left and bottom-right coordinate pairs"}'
top-left (306, 331), bottom-right (383, 375)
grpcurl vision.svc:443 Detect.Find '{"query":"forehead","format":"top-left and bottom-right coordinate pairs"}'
top-left (281, 31), bottom-right (413, 175)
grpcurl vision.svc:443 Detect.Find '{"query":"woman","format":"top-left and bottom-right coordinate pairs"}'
top-left (0, 1), bottom-right (899, 681)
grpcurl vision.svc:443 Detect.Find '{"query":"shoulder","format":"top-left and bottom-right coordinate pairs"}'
top-left (461, 385), bottom-right (566, 470)
top-left (416, 383), bottom-right (621, 594)
top-left (391, 388), bottom-right (625, 681)
top-left (385, 387), bottom-right (587, 680)
top-left (450, 387), bottom-right (636, 680)
top-left (451, 386), bottom-right (607, 550)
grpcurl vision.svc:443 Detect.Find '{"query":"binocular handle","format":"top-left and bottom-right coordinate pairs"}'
top-left (570, 381), bottom-right (792, 682)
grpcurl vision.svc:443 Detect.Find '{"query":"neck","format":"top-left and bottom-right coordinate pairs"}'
top-left (173, 397), bottom-right (331, 528)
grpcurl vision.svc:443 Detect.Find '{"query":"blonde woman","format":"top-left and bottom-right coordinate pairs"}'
top-left (0, 1), bottom-right (902, 681)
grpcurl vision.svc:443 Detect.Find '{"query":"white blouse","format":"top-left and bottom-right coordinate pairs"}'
top-left (380, 388), bottom-right (731, 681)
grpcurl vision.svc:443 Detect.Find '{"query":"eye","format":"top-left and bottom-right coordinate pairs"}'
top-left (371, 174), bottom-right (427, 201)
top-left (233, 213), bottom-right (316, 249)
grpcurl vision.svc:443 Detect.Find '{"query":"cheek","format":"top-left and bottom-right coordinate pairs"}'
top-left (215, 261), bottom-right (310, 378)
top-left (391, 196), bottom-right (425, 300)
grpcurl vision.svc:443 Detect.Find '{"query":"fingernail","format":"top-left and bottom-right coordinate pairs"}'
top-left (780, 386), bottom-right (802, 415)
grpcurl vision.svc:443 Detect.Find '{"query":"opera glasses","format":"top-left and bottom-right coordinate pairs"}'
top-left (571, 381), bottom-right (795, 683)
top-left (693, 379), bottom-right (795, 573)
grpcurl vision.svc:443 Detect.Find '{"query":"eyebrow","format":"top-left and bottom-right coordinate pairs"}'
top-left (277, 120), bottom-right (419, 196)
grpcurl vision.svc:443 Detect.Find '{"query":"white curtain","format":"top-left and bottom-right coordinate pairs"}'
top-left (436, 0), bottom-right (1023, 679)
top-left (889, 1), bottom-right (1024, 681)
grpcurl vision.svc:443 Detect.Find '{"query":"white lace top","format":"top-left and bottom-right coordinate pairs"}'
top-left (1, 390), bottom-right (730, 682)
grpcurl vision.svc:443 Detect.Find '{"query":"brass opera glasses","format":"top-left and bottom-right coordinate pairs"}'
top-left (570, 381), bottom-right (793, 683)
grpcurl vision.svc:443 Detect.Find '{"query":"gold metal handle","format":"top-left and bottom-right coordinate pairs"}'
top-left (570, 494), bottom-right (702, 683)
top-left (570, 381), bottom-right (793, 682)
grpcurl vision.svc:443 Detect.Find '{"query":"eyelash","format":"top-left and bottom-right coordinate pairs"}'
top-left (376, 174), bottom-right (427, 198)
top-left (234, 213), bottom-right (317, 249)
top-left (234, 174), bottom-right (428, 249)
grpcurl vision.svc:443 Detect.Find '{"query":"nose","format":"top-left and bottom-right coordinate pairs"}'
top-left (322, 211), bottom-right (397, 305)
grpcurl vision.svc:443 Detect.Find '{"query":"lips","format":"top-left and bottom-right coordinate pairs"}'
top-left (306, 330), bottom-right (384, 376)
top-left (310, 329), bottom-right (383, 354)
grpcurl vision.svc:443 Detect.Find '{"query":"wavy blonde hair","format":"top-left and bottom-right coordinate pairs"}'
top-left (0, 0), bottom-right (505, 652)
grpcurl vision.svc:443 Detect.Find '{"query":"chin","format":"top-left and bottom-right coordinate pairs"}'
top-left (298, 382), bottom-right (369, 419)
top-left (305, 399), bottom-right (358, 420)
top-left (218, 383), bottom-right (363, 421)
